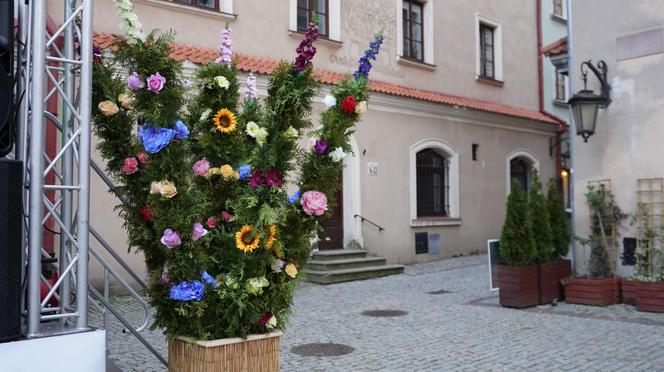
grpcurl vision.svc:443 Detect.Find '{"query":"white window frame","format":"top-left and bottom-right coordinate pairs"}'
top-left (552, 0), bottom-right (567, 20)
top-left (289, 0), bottom-right (341, 42)
top-left (505, 149), bottom-right (540, 196)
top-left (553, 70), bottom-right (569, 103)
top-left (396, 0), bottom-right (435, 66)
top-left (410, 139), bottom-right (460, 226)
top-left (219, 0), bottom-right (233, 13)
top-left (475, 14), bottom-right (503, 82)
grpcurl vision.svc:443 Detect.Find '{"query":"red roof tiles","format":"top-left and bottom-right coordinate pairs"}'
top-left (541, 36), bottom-right (568, 57)
top-left (93, 32), bottom-right (557, 125)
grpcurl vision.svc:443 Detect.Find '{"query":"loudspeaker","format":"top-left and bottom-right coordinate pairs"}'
top-left (0, 159), bottom-right (22, 342)
top-left (1, 0), bottom-right (15, 157)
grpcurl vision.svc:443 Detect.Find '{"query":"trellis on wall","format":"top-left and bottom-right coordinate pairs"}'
top-left (587, 179), bottom-right (618, 271)
top-left (635, 178), bottom-right (663, 278)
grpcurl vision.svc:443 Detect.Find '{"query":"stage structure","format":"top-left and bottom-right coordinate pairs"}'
top-left (7, 0), bottom-right (167, 367)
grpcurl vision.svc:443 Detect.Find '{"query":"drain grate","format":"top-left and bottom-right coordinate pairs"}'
top-left (291, 343), bottom-right (355, 357)
top-left (360, 309), bottom-right (408, 317)
top-left (428, 289), bottom-right (452, 295)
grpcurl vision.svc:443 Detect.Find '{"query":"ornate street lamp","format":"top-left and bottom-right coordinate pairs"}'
top-left (568, 60), bottom-right (611, 142)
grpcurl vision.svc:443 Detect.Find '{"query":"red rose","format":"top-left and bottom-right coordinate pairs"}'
top-left (206, 216), bottom-right (217, 228)
top-left (341, 96), bottom-right (357, 113)
top-left (140, 205), bottom-right (153, 222)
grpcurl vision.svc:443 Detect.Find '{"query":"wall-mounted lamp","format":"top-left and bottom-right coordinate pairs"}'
top-left (567, 60), bottom-right (611, 142)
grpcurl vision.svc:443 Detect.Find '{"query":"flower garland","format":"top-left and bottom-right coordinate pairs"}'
top-left (113, 0), bottom-right (146, 43)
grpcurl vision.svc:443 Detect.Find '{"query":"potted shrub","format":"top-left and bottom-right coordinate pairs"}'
top-left (565, 186), bottom-right (625, 305)
top-left (95, 4), bottom-right (385, 370)
top-left (498, 181), bottom-right (539, 308)
top-left (632, 204), bottom-right (664, 312)
top-left (528, 172), bottom-right (557, 305)
top-left (542, 178), bottom-right (572, 302)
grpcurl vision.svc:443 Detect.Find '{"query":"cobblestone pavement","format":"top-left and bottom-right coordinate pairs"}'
top-left (96, 255), bottom-right (664, 371)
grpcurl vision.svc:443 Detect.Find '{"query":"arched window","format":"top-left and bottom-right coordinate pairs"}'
top-left (510, 157), bottom-right (531, 193)
top-left (416, 149), bottom-right (450, 217)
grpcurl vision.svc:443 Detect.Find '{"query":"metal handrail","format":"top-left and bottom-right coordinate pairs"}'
top-left (354, 214), bottom-right (385, 231)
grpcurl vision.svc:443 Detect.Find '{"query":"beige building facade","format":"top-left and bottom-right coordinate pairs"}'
top-left (47, 0), bottom-right (559, 284)
top-left (569, 0), bottom-right (664, 276)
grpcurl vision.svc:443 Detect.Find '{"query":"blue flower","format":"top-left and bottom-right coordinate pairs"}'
top-left (174, 120), bottom-right (189, 140)
top-left (238, 164), bottom-right (252, 180)
top-left (288, 189), bottom-right (301, 204)
top-left (353, 30), bottom-right (384, 81)
top-left (169, 280), bottom-right (205, 301)
top-left (138, 125), bottom-right (176, 154)
top-left (201, 272), bottom-right (218, 288)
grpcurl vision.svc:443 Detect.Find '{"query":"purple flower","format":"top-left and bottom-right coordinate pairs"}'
top-left (266, 168), bottom-right (283, 187)
top-left (250, 170), bottom-right (265, 189)
top-left (192, 158), bottom-right (211, 176)
top-left (173, 120), bottom-right (189, 140)
top-left (201, 272), bottom-right (218, 288)
top-left (215, 27), bottom-right (233, 67)
top-left (169, 280), bottom-right (205, 301)
top-left (238, 164), bottom-right (252, 180)
top-left (192, 223), bottom-right (208, 241)
top-left (293, 21), bottom-right (319, 73)
top-left (146, 72), bottom-right (166, 93)
top-left (160, 267), bottom-right (170, 284)
top-left (354, 29), bottom-right (385, 81)
top-left (127, 72), bottom-right (143, 90)
top-left (160, 229), bottom-right (181, 249)
top-left (243, 73), bottom-right (257, 101)
top-left (137, 125), bottom-right (176, 154)
top-left (313, 139), bottom-right (328, 154)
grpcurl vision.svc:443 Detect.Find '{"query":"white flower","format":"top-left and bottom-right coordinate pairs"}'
top-left (328, 147), bottom-right (346, 162)
top-left (200, 109), bottom-right (212, 122)
top-left (355, 100), bottom-right (368, 115)
top-left (266, 315), bottom-right (277, 329)
top-left (255, 127), bottom-right (268, 147)
top-left (245, 121), bottom-right (259, 138)
top-left (322, 94), bottom-right (337, 108)
top-left (214, 76), bottom-right (230, 90)
top-left (285, 126), bottom-right (298, 139)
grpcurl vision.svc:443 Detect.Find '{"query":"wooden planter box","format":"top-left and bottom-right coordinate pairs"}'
top-left (497, 264), bottom-right (540, 308)
top-left (168, 331), bottom-right (282, 372)
top-left (538, 259), bottom-right (572, 305)
top-left (621, 278), bottom-right (638, 305)
top-left (565, 277), bottom-right (621, 305)
top-left (635, 281), bottom-right (664, 313)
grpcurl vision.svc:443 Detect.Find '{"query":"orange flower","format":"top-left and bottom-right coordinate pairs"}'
top-left (235, 225), bottom-right (261, 252)
top-left (213, 108), bottom-right (237, 133)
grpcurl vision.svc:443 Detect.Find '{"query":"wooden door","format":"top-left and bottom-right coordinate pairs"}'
top-left (318, 180), bottom-right (344, 251)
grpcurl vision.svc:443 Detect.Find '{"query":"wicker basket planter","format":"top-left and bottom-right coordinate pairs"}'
top-left (635, 281), bottom-right (664, 313)
top-left (621, 278), bottom-right (639, 305)
top-left (564, 277), bottom-right (621, 305)
top-left (538, 259), bottom-right (572, 305)
top-left (497, 264), bottom-right (540, 308)
top-left (168, 331), bottom-right (283, 372)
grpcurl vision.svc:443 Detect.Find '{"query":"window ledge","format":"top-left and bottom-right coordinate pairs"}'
top-left (476, 75), bottom-right (504, 87)
top-left (288, 30), bottom-right (343, 48)
top-left (397, 56), bottom-right (436, 71)
top-left (551, 14), bottom-right (568, 24)
top-left (553, 99), bottom-right (568, 107)
top-left (410, 218), bottom-right (461, 227)
top-left (135, 0), bottom-right (237, 20)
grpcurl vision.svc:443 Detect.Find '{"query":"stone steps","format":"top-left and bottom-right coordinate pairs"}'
top-left (304, 249), bottom-right (404, 284)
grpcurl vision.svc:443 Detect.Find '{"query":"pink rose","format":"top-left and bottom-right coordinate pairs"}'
top-left (146, 72), bottom-right (166, 93)
top-left (137, 152), bottom-right (149, 165)
top-left (122, 157), bottom-right (139, 175)
top-left (206, 216), bottom-right (217, 229)
top-left (221, 211), bottom-right (232, 222)
top-left (192, 158), bottom-right (210, 176)
top-left (300, 190), bottom-right (328, 216)
top-left (160, 229), bottom-right (181, 248)
top-left (127, 72), bottom-right (143, 90)
top-left (192, 223), bottom-right (208, 241)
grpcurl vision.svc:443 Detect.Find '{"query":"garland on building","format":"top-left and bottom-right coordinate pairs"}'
top-left (93, 3), bottom-right (383, 339)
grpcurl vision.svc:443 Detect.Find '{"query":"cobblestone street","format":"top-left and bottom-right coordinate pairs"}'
top-left (98, 255), bottom-right (664, 371)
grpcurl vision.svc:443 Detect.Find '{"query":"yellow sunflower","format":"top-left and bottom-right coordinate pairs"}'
top-left (213, 108), bottom-right (237, 133)
top-left (265, 225), bottom-right (277, 249)
top-left (235, 225), bottom-right (261, 252)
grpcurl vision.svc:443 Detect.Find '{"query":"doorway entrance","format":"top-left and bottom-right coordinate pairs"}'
top-left (318, 177), bottom-right (344, 250)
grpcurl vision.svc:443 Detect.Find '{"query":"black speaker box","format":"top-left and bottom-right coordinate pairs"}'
top-left (0, 159), bottom-right (22, 342)
top-left (1, 0), bottom-right (15, 156)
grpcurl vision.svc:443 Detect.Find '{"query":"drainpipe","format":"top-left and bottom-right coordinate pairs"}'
top-left (566, 0), bottom-right (577, 275)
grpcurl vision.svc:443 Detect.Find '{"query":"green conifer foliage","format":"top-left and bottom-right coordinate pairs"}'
top-left (500, 180), bottom-right (537, 266)
top-left (529, 171), bottom-right (554, 263)
top-left (547, 179), bottom-right (571, 258)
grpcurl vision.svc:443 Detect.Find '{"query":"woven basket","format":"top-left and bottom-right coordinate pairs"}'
top-left (168, 331), bottom-right (282, 372)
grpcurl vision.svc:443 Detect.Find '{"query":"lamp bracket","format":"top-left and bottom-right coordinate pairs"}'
top-left (580, 60), bottom-right (611, 107)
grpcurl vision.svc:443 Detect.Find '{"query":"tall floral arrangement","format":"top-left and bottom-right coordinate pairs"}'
top-left (93, 2), bottom-right (383, 340)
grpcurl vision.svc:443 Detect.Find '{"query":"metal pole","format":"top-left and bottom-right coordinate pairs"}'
top-left (59, 0), bottom-right (75, 322)
top-left (75, 0), bottom-right (94, 330)
top-left (566, 0), bottom-right (577, 275)
top-left (27, 0), bottom-right (46, 338)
